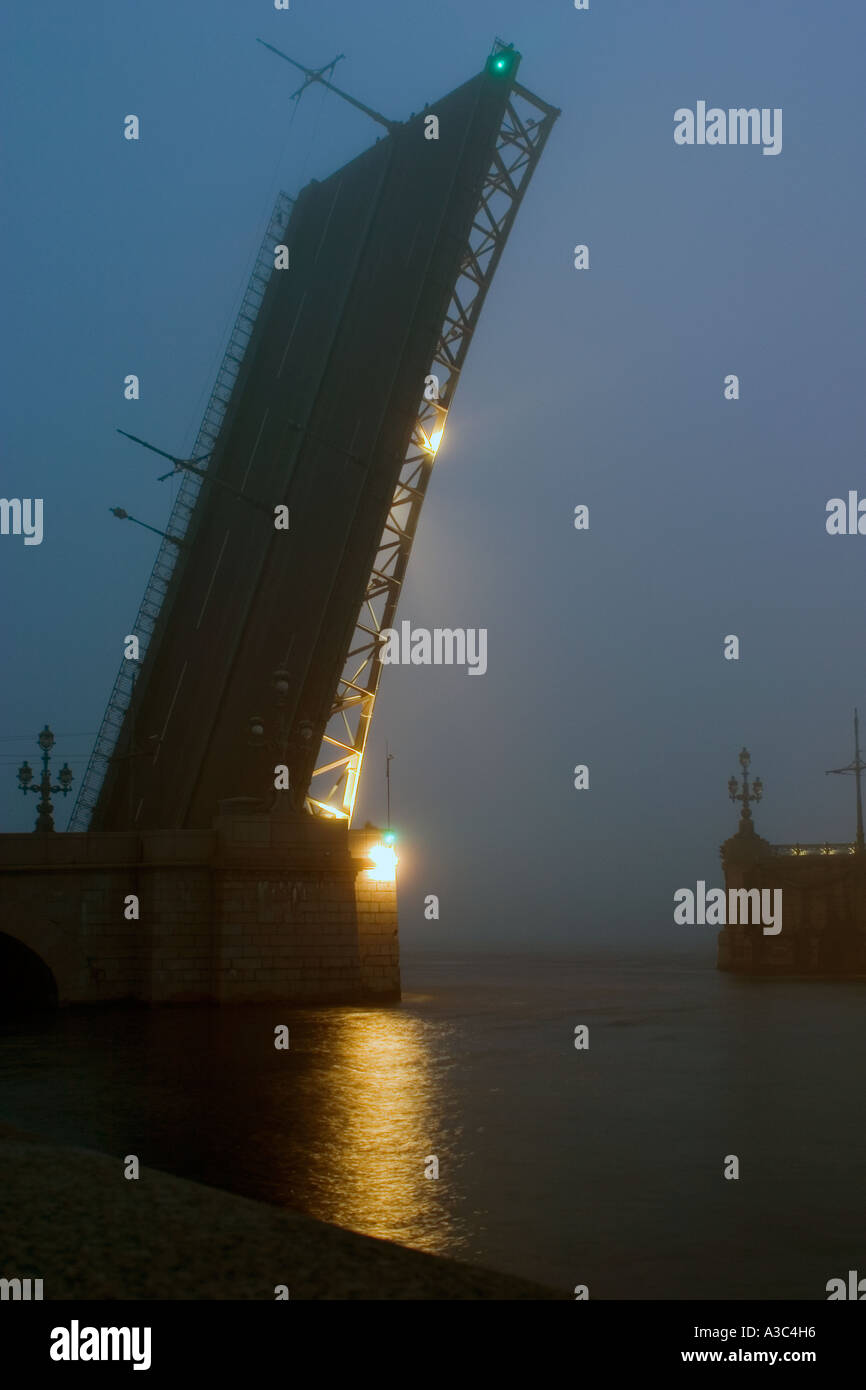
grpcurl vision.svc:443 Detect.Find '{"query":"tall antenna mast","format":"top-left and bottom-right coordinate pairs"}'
top-left (386, 743), bottom-right (394, 829)
top-left (825, 707), bottom-right (866, 853)
top-left (257, 39), bottom-right (399, 133)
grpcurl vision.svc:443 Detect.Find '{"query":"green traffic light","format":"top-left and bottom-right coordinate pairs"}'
top-left (487, 50), bottom-right (515, 77)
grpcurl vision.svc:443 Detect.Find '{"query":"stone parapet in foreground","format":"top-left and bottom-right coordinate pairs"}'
top-left (0, 1129), bottom-right (560, 1301)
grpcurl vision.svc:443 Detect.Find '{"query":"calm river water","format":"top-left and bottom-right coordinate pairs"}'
top-left (1, 947), bottom-right (864, 1298)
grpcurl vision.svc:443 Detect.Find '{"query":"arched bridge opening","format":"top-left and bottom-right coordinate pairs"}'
top-left (0, 932), bottom-right (59, 1019)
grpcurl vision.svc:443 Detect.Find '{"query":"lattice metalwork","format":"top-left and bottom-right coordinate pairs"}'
top-left (70, 192), bottom-right (294, 829)
top-left (306, 79), bottom-right (559, 821)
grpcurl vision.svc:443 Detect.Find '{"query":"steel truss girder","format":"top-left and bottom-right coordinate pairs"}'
top-left (306, 80), bottom-right (559, 822)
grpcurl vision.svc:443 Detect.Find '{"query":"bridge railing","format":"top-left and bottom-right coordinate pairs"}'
top-left (69, 192), bottom-right (294, 830)
top-left (771, 842), bottom-right (857, 856)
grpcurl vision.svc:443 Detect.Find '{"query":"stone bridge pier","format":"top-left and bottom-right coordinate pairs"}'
top-left (0, 809), bottom-right (399, 1009)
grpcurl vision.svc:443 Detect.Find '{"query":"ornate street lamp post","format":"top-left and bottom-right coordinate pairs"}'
top-left (17, 725), bottom-right (74, 832)
top-left (728, 746), bottom-right (762, 833)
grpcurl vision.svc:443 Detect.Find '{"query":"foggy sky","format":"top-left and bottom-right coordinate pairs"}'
top-left (2, 0), bottom-right (865, 949)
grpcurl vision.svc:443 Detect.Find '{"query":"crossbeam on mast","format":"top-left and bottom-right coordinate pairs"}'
top-left (116, 430), bottom-right (272, 514)
top-left (256, 38), bottom-right (400, 133)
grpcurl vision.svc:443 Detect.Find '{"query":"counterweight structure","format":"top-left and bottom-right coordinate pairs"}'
top-left (71, 46), bottom-right (559, 832)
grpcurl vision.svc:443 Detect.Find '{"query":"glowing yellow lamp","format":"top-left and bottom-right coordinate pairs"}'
top-left (366, 842), bottom-right (398, 882)
top-left (417, 410), bottom-right (446, 457)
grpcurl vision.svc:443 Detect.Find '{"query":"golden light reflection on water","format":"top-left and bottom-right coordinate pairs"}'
top-left (282, 1007), bottom-right (467, 1257)
top-left (0, 1000), bottom-right (471, 1265)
